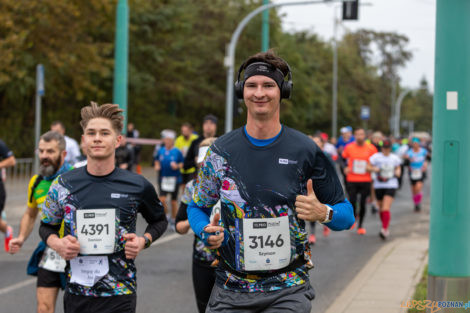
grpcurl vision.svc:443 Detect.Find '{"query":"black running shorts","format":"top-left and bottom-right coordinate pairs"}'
top-left (37, 267), bottom-right (63, 288)
top-left (63, 292), bottom-right (136, 313)
top-left (374, 188), bottom-right (396, 200)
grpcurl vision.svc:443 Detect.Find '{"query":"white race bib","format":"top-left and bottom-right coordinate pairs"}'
top-left (70, 256), bottom-right (109, 287)
top-left (352, 160), bottom-right (367, 174)
top-left (411, 168), bottom-right (423, 180)
top-left (242, 216), bottom-right (291, 271)
top-left (161, 176), bottom-right (177, 192)
top-left (380, 164), bottom-right (395, 179)
top-left (39, 247), bottom-right (66, 273)
top-left (76, 208), bottom-right (116, 255)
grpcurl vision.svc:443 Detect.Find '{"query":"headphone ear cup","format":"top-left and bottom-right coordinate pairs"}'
top-left (281, 81), bottom-right (293, 99)
top-left (235, 80), bottom-right (244, 100)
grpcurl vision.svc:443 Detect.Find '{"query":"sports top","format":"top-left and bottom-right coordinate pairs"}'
top-left (342, 142), bottom-right (377, 183)
top-left (407, 147), bottom-right (428, 169)
top-left (41, 166), bottom-right (167, 297)
top-left (369, 152), bottom-right (401, 189)
top-left (191, 126), bottom-right (346, 292)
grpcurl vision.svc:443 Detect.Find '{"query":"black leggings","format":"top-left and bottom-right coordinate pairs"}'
top-left (0, 182), bottom-right (5, 214)
top-left (346, 182), bottom-right (371, 228)
top-left (192, 261), bottom-right (216, 313)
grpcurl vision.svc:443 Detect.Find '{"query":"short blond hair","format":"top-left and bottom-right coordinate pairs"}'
top-left (80, 101), bottom-right (124, 134)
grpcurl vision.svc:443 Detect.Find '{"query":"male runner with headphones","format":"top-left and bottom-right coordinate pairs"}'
top-left (187, 50), bottom-right (354, 313)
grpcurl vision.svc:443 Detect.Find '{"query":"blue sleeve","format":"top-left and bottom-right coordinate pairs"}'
top-left (177, 150), bottom-right (184, 163)
top-left (187, 200), bottom-right (211, 236)
top-left (324, 199), bottom-right (355, 231)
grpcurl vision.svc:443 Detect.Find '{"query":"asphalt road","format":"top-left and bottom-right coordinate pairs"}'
top-left (0, 168), bottom-right (430, 313)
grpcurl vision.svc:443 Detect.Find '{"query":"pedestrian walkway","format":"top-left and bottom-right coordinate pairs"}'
top-left (324, 235), bottom-right (428, 313)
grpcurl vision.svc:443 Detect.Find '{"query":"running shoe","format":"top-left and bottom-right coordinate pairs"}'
top-left (4, 226), bottom-right (12, 253)
top-left (379, 228), bottom-right (390, 240)
top-left (308, 234), bottom-right (316, 245)
top-left (323, 226), bottom-right (330, 237)
top-left (357, 228), bottom-right (366, 235)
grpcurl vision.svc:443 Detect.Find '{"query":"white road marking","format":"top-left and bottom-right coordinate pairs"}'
top-left (0, 278), bottom-right (36, 296)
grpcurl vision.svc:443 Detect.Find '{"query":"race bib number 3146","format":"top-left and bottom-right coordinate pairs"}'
top-left (76, 208), bottom-right (116, 255)
top-left (242, 216), bottom-right (291, 271)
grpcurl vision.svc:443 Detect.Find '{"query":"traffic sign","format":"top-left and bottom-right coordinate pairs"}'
top-left (37, 64), bottom-right (45, 96)
top-left (360, 106), bottom-right (370, 120)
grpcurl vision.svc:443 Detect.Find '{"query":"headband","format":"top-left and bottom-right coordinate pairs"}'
top-left (243, 62), bottom-right (286, 90)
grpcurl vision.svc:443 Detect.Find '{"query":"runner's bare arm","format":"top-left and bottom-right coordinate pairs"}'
top-left (8, 205), bottom-right (39, 254)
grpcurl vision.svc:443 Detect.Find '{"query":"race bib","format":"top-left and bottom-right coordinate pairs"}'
top-left (352, 160), bottom-right (367, 174)
top-left (411, 169), bottom-right (423, 180)
top-left (70, 256), bottom-right (109, 287)
top-left (380, 164), bottom-right (395, 180)
top-left (161, 176), bottom-right (177, 192)
top-left (76, 208), bottom-right (116, 255)
top-left (39, 247), bottom-right (66, 273)
top-left (242, 216), bottom-right (291, 271)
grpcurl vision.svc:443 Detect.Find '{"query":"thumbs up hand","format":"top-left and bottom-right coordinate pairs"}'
top-left (295, 179), bottom-right (328, 222)
top-left (202, 212), bottom-right (225, 249)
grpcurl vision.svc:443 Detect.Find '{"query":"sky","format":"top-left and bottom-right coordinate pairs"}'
top-left (275, 0), bottom-right (436, 90)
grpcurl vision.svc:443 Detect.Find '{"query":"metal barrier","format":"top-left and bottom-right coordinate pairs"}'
top-left (3, 158), bottom-right (33, 192)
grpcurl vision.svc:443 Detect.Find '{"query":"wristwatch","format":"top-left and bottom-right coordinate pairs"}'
top-left (321, 205), bottom-right (334, 224)
top-left (144, 236), bottom-right (152, 249)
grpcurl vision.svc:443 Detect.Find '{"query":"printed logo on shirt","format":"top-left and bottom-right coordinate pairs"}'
top-left (253, 222), bottom-right (267, 229)
top-left (111, 193), bottom-right (128, 199)
top-left (84, 213), bottom-right (95, 219)
top-left (279, 158), bottom-right (298, 165)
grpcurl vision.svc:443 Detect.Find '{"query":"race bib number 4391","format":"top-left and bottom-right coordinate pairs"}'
top-left (76, 208), bottom-right (116, 255)
top-left (242, 216), bottom-right (291, 271)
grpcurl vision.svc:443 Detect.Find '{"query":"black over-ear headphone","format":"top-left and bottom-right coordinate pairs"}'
top-left (234, 61), bottom-right (293, 100)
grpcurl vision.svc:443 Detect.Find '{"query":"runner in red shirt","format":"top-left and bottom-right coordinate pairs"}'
top-left (342, 128), bottom-right (377, 235)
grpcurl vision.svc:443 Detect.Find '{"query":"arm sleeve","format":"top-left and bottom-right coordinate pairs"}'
top-left (175, 202), bottom-right (188, 225)
top-left (192, 146), bottom-right (221, 208)
top-left (39, 222), bottom-right (61, 242)
top-left (177, 150), bottom-right (184, 163)
top-left (41, 178), bottom-right (64, 226)
top-left (138, 179), bottom-right (168, 241)
top-left (324, 199), bottom-right (355, 231)
top-left (311, 149), bottom-right (345, 206)
top-left (183, 140), bottom-right (197, 170)
top-left (0, 140), bottom-right (13, 159)
top-left (26, 175), bottom-right (38, 209)
top-left (187, 200), bottom-right (211, 236)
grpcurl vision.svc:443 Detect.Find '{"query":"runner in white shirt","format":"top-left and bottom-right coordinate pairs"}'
top-left (369, 139), bottom-right (401, 240)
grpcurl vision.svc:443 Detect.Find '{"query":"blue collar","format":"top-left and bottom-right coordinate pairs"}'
top-left (243, 125), bottom-right (283, 147)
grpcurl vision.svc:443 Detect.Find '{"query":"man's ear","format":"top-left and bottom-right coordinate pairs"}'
top-left (116, 135), bottom-right (122, 149)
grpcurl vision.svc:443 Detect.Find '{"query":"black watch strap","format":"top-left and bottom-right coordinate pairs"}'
top-left (144, 236), bottom-right (152, 249)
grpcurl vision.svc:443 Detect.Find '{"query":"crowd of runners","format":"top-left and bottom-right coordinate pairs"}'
top-left (0, 50), bottom-right (431, 313)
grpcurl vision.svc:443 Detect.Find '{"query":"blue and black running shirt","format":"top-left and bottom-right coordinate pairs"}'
top-left (41, 166), bottom-right (167, 297)
top-left (193, 126), bottom-right (345, 292)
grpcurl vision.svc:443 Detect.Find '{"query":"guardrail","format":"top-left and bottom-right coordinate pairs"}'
top-left (3, 158), bottom-right (33, 188)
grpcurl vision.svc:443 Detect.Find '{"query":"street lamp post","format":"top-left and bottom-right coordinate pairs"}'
top-left (113, 0), bottom-right (129, 133)
top-left (332, 6), bottom-right (339, 139)
top-left (261, 0), bottom-right (270, 52)
top-left (393, 89), bottom-right (411, 138)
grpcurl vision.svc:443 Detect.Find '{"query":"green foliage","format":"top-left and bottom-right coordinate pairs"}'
top-left (0, 0), bottom-right (427, 157)
top-left (408, 265), bottom-right (428, 313)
